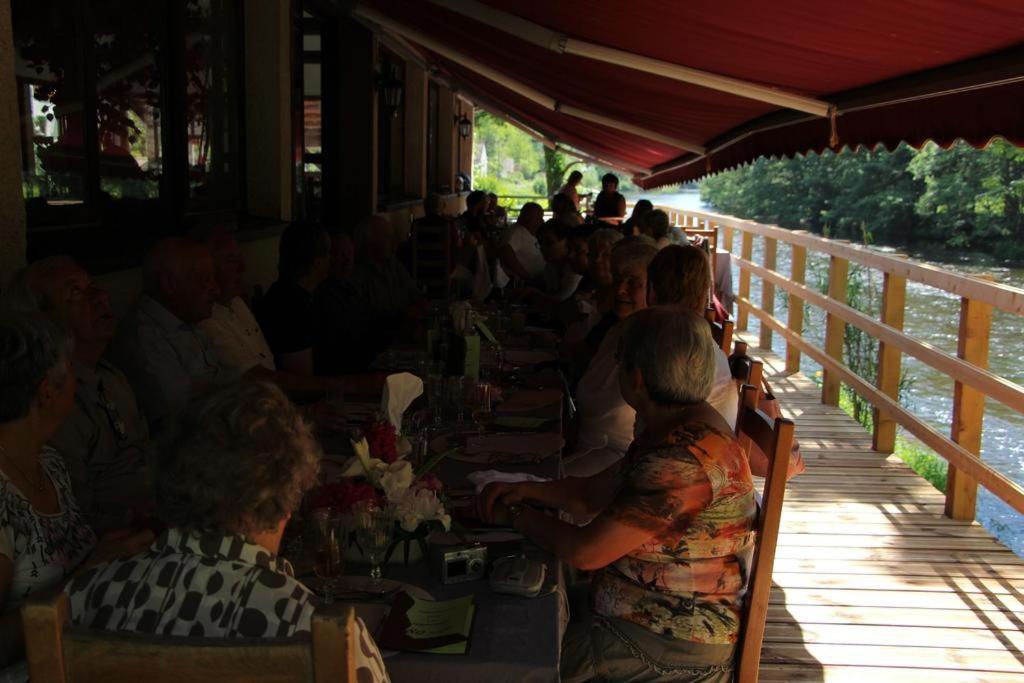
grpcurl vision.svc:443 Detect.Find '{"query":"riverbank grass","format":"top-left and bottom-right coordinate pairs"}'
top-left (836, 391), bottom-right (949, 492)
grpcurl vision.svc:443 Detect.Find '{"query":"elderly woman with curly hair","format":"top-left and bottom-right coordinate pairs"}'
top-left (66, 380), bottom-right (390, 682)
top-left (479, 308), bottom-right (756, 682)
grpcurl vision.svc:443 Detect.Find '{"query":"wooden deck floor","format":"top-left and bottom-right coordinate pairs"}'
top-left (748, 339), bottom-right (1024, 682)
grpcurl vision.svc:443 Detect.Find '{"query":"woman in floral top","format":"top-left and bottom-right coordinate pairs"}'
top-left (479, 307), bottom-right (756, 681)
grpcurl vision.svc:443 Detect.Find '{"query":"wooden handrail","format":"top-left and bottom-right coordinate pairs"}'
top-left (685, 209), bottom-right (1024, 316)
top-left (739, 297), bottom-right (1024, 516)
top-left (733, 256), bottom-right (1024, 414)
top-left (669, 205), bottom-right (1024, 522)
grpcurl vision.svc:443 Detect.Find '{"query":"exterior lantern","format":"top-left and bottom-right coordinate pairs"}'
top-left (376, 68), bottom-right (404, 118)
top-left (457, 114), bottom-right (472, 139)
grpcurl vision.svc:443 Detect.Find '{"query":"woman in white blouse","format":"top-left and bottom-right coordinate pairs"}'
top-left (0, 314), bottom-right (96, 676)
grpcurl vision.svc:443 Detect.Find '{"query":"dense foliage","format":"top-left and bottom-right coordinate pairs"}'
top-left (700, 140), bottom-right (1024, 260)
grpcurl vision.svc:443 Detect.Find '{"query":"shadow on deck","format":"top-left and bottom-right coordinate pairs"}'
top-left (748, 338), bottom-right (1024, 683)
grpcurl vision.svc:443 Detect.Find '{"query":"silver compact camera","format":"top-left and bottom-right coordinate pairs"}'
top-left (430, 543), bottom-right (487, 584)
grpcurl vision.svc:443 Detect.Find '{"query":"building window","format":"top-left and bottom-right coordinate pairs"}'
top-left (12, 0), bottom-right (243, 265)
top-left (376, 46), bottom-right (405, 208)
top-left (300, 8), bottom-right (323, 220)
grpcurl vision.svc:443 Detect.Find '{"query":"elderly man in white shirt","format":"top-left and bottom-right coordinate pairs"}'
top-left (498, 202), bottom-right (546, 285)
top-left (108, 238), bottom-right (226, 433)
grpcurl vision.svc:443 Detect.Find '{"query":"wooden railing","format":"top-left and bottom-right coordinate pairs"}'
top-left (660, 207), bottom-right (1024, 522)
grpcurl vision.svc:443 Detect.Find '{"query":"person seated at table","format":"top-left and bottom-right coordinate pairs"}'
top-left (643, 209), bottom-right (674, 249)
top-left (0, 314), bottom-right (96, 676)
top-left (498, 201), bottom-right (545, 285)
top-left (66, 380), bottom-right (390, 682)
top-left (479, 307), bottom-right (755, 683)
top-left (621, 198), bottom-right (652, 237)
top-left (350, 214), bottom-right (425, 332)
top-left (196, 228), bottom-right (363, 416)
top-left (1, 258), bottom-right (153, 534)
top-left (109, 238), bottom-right (226, 433)
top-left (561, 228), bottom-right (623, 356)
top-left (526, 220), bottom-right (583, 307)
top-left (558, 169), bottom-right (584, 210)
top-left (315, 229), bottom-right (388, 375)
top-left (647, 244), bottom-right (738, 429)
top-left (486, 192), bottom-right (508, 226)
top-left (566, 241), bottom-right (658, 476)
top-left (593, 173), bottom-right (626, 223)
top-left (254, 220), bottom-right (334, 376)
top-left (551, 192), bottom-right (584, 226)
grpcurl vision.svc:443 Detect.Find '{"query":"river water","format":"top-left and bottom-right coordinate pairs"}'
top-left (631, 191), bottom-right (1024, 556)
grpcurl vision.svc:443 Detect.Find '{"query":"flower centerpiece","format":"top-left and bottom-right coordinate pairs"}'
top-left (309, 415), bottom-right (451, 564)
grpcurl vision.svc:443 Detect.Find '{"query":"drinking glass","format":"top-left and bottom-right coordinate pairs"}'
top-left (471, 382), bottom-right (493, 435)
top-left (310, 508), bottom-right (343, 604)
top-left (448, 375), bottom-right (468, 426)
top-left (427, 373), bottom-right (445, 426)
top-left (353, 501), bottom-right (394, 585)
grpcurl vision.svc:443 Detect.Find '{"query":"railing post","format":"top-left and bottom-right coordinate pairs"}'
top-left (736, 231), bottom-right (753, 331)
top-left (786, 242), bottom-right (806, 373)
top-left (873, 270), bottom-right (906, 453)
top-left (822, 255), bottom-right (849, 405)
top-left (945, 284), bottom-right (992, 521)
top-left (722, 223), bottom-right (733, 253)
top-left (759, 237), bottom-right (777, 349)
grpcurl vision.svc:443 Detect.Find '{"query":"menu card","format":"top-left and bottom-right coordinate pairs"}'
top-left (377, 592), bottom-right (475, 655)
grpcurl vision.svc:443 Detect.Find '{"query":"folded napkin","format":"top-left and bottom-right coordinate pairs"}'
top-left (465, 432), bottom-right (564, 456)
top-left (381, 372), bottom-right (424, 435)
top-left (496, 388), bottom-right (563, 414)
top-left (467, 469), bottom-right (549, 494)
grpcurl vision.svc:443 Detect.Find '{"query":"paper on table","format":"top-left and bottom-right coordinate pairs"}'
top-left (381, 372), bottom-right (423, 434)
top-left (377, 592), bottom-right (475, 655)
top-left (467, 469), bottom-right (549, 494)
top-left (464, 432), bottom-right (564, 456)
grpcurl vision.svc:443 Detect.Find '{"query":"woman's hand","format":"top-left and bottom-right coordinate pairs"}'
top-left (476, 482), bottom-right (530, 524)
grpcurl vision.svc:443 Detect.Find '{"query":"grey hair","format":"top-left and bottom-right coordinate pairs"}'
top-left (0, 313), bottom-right (74, 423)
top-left (611, 239), bottom-right (659, 277)
top-left (155, 380), bottom-right (320, 536)
top-left (619, 307), bottom-right (718, 405)
top-left (588, 228), bottom-right (623, 252)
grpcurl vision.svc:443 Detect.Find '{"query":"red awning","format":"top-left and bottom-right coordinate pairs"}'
top-left (359, 1), bottom-right (1024, 187)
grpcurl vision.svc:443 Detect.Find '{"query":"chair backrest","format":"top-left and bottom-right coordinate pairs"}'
top-left (734, 384), bottom-right (795, 683)
top-left (22, 591), bottom-right (356, 683)
top-left (705, 309), bottom-right (734, 354)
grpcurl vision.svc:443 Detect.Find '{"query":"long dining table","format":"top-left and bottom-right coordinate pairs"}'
top-left (306, 348), bottom-right (571, 682)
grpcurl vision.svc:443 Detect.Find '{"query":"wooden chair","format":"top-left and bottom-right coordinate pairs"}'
top-left (411, 216), bottom-right (454, 299)
top-left (734, 384), bottom-right (796, 683)
top-left (22, 591), bottom-right (357, 683)
top-left (704, 308), bottom-right (734, 354)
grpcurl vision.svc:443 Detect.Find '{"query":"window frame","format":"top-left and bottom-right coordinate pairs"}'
top-left (16, 0), bottom-right (247, 271)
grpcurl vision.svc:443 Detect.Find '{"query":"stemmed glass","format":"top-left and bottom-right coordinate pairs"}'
top-left (310, 508), bottom-right (344, 604)
top-left (471, 382), bottom-right (493, 435)
top-left (353, 500), bottom-right (394, 586)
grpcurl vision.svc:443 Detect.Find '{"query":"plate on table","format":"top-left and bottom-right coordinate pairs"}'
top-left (496, 388), bottom-right (563, 414)
top-left (429, 431), bottom-right (562, 465)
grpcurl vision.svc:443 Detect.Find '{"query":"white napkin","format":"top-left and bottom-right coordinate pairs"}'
top-left (381, 372), bottom-right (423, 435)
top-left (466, 469), bottom-right (549, 494)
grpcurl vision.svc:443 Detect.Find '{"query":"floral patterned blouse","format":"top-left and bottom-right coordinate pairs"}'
top-left (591, 420), bottom-right (756, 645)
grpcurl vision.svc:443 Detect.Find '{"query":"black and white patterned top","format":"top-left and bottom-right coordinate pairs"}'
top-left (0, 446), bottom-right (97, 610)
top-left (67, 528), bottom-right (389, 682)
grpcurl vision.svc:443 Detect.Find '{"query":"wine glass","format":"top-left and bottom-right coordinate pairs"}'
top-left (471, 382), bottom-right (493, 435)
top-left (353, 501), bottom-right (393, 586)
top-left (310, 508), bottom-right (343, 604)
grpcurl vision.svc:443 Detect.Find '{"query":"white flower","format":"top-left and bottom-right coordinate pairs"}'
top-left (393, 488), bottom-right (450, 533)
top-left (379, 460), bottom-right (415, 503)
